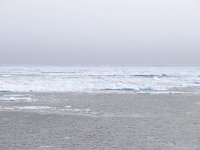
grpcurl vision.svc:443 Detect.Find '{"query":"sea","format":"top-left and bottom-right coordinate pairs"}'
top-left (0, 66), bottom-right (200, 94)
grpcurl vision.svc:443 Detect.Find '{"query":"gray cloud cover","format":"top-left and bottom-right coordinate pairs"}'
top-left (0, 0), bottom-right (200, 65)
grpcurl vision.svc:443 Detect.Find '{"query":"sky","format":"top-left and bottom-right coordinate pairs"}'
top-left (0, 0), bottom-right (200, 66)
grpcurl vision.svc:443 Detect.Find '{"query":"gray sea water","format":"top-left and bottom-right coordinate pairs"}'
top-left (0, 66), bottom-right (200, 93)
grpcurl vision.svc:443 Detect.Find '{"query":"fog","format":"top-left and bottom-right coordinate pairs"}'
top-left (0, 0), bottom-right (200, 65)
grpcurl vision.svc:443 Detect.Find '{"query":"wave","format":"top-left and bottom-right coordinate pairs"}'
top-left (100, 88), bottom-right (136, 91)
top-left (130, 73), bottom-right (174, 78)
top-left (0, 66), bottom-right (200, 93)
top-left (139, 86), bottom-right (154, 91)
top-left (0, 90), bottom-right (13, 92)
top-left (195, 80), bottom-right (200, 84)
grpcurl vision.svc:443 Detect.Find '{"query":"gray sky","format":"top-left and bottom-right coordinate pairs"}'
top-left (0, 0), bottom-right (200, 66)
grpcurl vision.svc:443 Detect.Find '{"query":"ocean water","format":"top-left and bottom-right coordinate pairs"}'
top-left (0, 66), bottom-right (200, 93)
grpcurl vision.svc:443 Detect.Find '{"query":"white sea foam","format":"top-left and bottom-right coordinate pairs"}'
top-left (0, 66), bottom-right (200, 93)
top-left (0, 105), bottom-right (95, 115)
top-left (0, 105), bottom-right (152, 117)
top-left (0, 106), bottom-right (52, 111)
top-left (0, 94), bottom-right (36, 101)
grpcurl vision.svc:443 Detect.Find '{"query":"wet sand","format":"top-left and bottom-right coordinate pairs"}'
top-left (1, 93), bottom-right (200, 150)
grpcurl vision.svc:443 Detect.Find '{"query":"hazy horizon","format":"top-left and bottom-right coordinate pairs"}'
top-left (0, 0), bottom-right (200, 66)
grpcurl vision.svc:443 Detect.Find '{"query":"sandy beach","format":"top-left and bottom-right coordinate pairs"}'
top-left (0, 92), bottom-right (200, 150)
